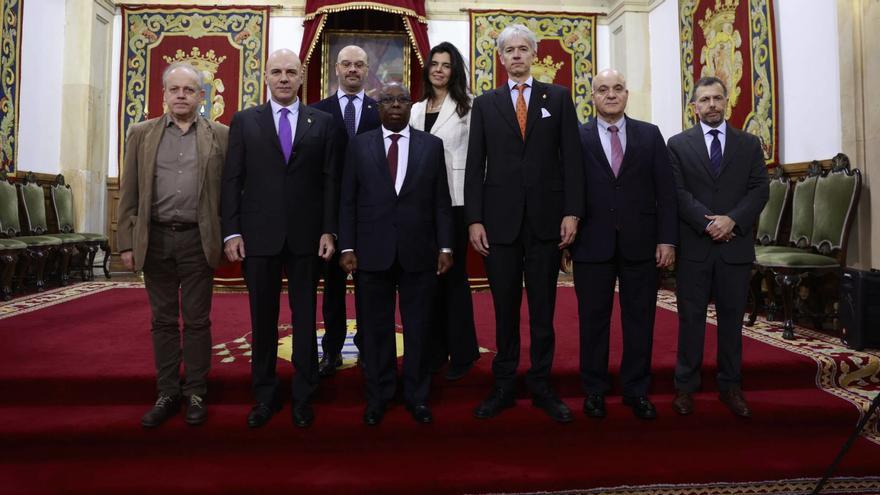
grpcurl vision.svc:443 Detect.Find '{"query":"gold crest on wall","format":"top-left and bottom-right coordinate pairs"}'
top-left (162, 47), bottom-right (227, 121)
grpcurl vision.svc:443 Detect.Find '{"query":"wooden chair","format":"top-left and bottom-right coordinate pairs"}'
top-left (753, 154), bottom-right (861, 339)
top-left (50, 174), bottom-right (111, 280)
top-left (17, 172), bottom-right (86, 286)
top-left (0, 170), bottom-right (61, 292)
top-left (746, 167), bottom-right (792, 326)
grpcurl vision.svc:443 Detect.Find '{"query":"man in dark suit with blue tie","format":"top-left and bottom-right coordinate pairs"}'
top-left (311, 45), bottom-right (381, 376)
top-left (221, 48), bottom-right (340, 429)
top-left (668, 76), bottom-right (768, 418)
top-left (569, 69), bottom-right (677, 420)
top-left (338, 83), bottom-right (454, 426)
top-left (464, 24), bottom-right (585, 423)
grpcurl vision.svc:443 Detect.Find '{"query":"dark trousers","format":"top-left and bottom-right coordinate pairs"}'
top-left (573, 243), bottom-right (658, 398)
top-left (431, 207), bottom-right (479, 366)
top-left (674, 251), bottom-right (751, 393)
top-left (320, 251), bottom-right (362, 357)
top-left (356, 259), bottom-right (436, 406)
top-left (142, 224), bottom-right (214, 398)
top-left (244, 245), bottom-right (320, 404)
top-left (484, 219), bottom-right (561, 392)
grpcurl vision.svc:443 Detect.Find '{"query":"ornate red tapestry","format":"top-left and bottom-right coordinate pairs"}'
top-left (469, 10), bottom-right (597, 124)
top-left (0, 0), bottom-right (23, 173)
top-left (117, 5), bottom-right (269, 176)
top-left (680, 0), bottom-right (779, 166)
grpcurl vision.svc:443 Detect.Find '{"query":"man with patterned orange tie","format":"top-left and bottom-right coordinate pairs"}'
top-left (464, 24), bottom-right (584, 423)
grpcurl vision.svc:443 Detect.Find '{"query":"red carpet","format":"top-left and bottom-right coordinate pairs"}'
top-left (1, 281), bottom-right (879, 495)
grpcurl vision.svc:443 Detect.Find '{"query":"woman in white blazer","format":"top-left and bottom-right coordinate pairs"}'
top-left (410, 42), bottom-right (479, 380)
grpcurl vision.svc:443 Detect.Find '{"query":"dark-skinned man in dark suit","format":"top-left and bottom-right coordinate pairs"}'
top-left (311, 45), bottom-right (381, 377)
top-left (668, 76), bottom-right (768, 418)
top-left (464, 24), bottom-right (585, 423)
top-left (339, 84), bottom-right (454, 426)
top-left (569, 69), bottom-right (677, 421)
top-left (221, 48), bottom-right (340, 429)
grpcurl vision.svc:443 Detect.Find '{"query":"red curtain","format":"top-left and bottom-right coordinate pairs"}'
top-left (299, 0), bottom-right (428, 65)
top-left (298, 0), bottom-right (429, 103)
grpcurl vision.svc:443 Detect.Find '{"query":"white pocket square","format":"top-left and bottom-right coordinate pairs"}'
top-left (541, 108), bottom-right (552, 118)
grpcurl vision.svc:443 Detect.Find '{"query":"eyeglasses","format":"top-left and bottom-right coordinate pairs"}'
top-left (338, 61), bottom-right (367, 70)
top-left (377, 95), bottom-right (412, 106)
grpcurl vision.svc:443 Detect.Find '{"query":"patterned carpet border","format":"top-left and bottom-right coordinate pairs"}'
top-left (654, 291), bottom-right (880, 446)
top-left (474, 476), bottom-right (880, 495)
top-left (3, 282), bottom-right (878, 446)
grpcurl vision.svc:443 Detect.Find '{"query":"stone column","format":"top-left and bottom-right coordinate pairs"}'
top-left (59, 0), bottom-right (114, 234)
top-left (838, 0), bottom-right (880, 269)
top-left (605, 1), bottom-right (662, 121)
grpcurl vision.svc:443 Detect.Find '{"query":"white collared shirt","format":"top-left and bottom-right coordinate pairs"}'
top-left (700, 120), bottom-right (727, 158)
top-left (269, 98), bottom-right (299, 148)
top-left (382, 125), bottom-right (410, 194)
top-left (508, 76), bottom-right (534, 110)
top-left (596, 115), bottom-right (627, 165)
top-left (337, 89), bottom-right (365, 133)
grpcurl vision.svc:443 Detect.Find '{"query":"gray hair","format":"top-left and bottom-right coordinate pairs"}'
top-left (162, 62), bottom-right (204, 89)
top-left (496, 24), bottom-right (538, 53)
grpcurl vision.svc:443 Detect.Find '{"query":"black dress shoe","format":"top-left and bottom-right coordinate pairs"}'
top-left (622, 395), bottom-right (657, 420)
top-left (406, 403), bottom-right (433, 423)
top-left (291, 401), bottom-right (315, 428)
top-left (247, 401), bottom-right (281, 429)
top-left (141, 394), bottom-right (181, 428)
top-left (184, 394), bottom-right (208, 425)
top-left (445, 360), bottom-right (475, 381)
top-left (474, 387), bottom-right (515, 419)
top-left (532, 390), bottom-right (573, 423)
top-left (318, 353), bottom-right (343, 378)
top-left (363, 403), bottom-right (386, 426)
top-left (582, 393), bottom-right (606, 418)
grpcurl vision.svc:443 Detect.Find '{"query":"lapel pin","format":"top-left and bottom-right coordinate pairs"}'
top-left (307, 118), bottom-right (312, 124)
top-left (542, 94), bottom-right (547, 99)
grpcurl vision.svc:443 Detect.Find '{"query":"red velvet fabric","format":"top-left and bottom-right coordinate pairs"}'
top-left (1, 287), bottom-right (879, 494)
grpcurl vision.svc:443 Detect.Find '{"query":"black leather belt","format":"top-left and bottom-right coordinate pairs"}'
top-left (152, 221), bottom-right (198, 232)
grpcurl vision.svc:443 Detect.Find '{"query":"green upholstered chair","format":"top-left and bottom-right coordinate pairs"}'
top-left (17, 171), bottom-right (86, 286)
top-left (0, 238), bottom-right (27, 300)
top-left (747, 167), bottom-right (793, 326)
top-left (50, 174), bottom-right (111, 281)
top-left (754, 154), bottom-right (861, 339)
top-left (0, 169), bottom-right (62, 292)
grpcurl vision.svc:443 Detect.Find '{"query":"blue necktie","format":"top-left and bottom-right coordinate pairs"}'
top-left (278, 107), bottom-right (292, 163)
top-left (343, 94), bottom-right (357, 137)
top-left (709, 129), bottom-right (722, 175)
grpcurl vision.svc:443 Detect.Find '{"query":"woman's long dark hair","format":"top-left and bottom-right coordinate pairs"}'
top-left (421, 42), bottom-right (471, 117)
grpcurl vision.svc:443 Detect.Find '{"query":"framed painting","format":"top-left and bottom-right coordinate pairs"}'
top-left (319, 30), bottom-right (411, 100)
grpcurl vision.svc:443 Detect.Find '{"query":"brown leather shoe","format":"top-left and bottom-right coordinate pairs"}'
top-left (672, 391), bottom-right (693, 415)
top-left (719, 388), bottom-right (751, 418)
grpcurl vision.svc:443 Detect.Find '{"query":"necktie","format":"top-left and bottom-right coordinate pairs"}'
top-left (608, 125), bottom-right (623, 177)
top-left (387, 133), bottom-right (401, 190)
top-left (278, 107), bottom-right (292, 163)
top-left (515, 83), bottom-right (528, 140)
top-left (343, 94), bottom-right (357, 137)
top-left (708, 129), bottom-right (722, 175)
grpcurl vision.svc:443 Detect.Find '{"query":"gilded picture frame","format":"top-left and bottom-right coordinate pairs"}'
top-left (320, 30), bottom-right (410, 100)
